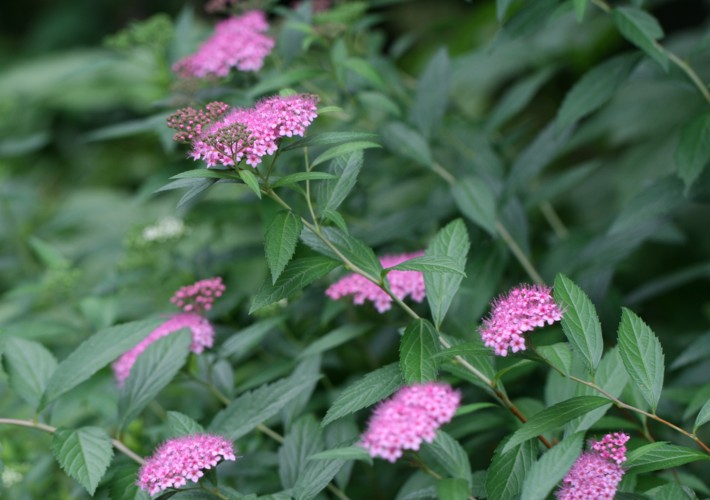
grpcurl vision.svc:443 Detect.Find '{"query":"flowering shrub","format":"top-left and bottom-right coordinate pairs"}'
top-left (2, 1), bottom-right (710, 499)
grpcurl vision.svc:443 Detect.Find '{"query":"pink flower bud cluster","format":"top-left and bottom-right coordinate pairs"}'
top-left (167, 102), bottom-right (230, 143)
top-left (137, 434), bottom-right (236, 495)
top-left (326, 251), bottom-right (426, 313)
top-left (170, 94), bottom-right (319, 168)
top-left (556, 432), bottom-right (630, 500)
top-left (359, 383), bottom-right (461, 463)
top-left (479, 284), bottom-right (563, 356)
top-left (171, 277), bottom-right (225, 313)
top-left (173, 11), bottom-right (274, 78)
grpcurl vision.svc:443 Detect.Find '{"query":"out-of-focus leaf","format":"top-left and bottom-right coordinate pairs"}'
top-left (676, 113), bottom-right (710, 190)
top-left (410, 48), bottom-right (451, 139)
top-left (283, 132), bottom-right (379, 152)
top-left (612, 7), bottom-right (668, 71)
top-left (299, 324), bottom-right (370, 359)
top-left (381, 122), bottom-right (433, 167)
top-left (311, 141), bottom-right (380, 168)
top-left (2, 337), bottom-right (57, 410)
top-left (487, 67), bottom-right (555, 131)
top-left (451, 175), bottom-right (497, 236)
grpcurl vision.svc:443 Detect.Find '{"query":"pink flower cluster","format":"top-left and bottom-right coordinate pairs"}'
top-left (112, 278), bottom-right (225, 386)
top-left (359, 383), bottom-right (461, 463)
top-left (556, 432), bottom-right (630, 500)
top-left (173, 11), bottom-right (274, 78)
top-left (479, 284), bottom-right (563, 356)
top-left (137, 434), bottom-right (236, 495)
top-left (326, 252), bottom-right (426, 313)
top-left (168, 94), bottom-right (319, 168)
top-left (171, 277), bottom-right (225, 313)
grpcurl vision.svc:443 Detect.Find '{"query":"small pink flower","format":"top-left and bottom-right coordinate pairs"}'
top-left (359, 383), bottom-right (461, 463)
top-left (556, 432), bottom-right (630, 500)
top-left (326, 252), bottom-right (426, 313)
top-left (171, 277), bottom-right (225, 313)
top-left (173, 11), bottom-right (274, 78)
top-left (479, 284), bottom-right (563, 356)
top-left (137, 434), bottom-right (236, 495)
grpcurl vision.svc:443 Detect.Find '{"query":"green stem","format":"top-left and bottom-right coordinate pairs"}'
top-left (0, 418), bottom-right (145, 464)
top-left (303, 147), bottom-right (319, 227)
top-left (540, 202), bottom-right (569, 239)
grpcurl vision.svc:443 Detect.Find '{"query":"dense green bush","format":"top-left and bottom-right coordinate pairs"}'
top-left (2, 0), bottom-right (710, 498)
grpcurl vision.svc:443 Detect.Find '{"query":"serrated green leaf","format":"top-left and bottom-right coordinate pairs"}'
top-left (399, 319), bottom-right (440, 384)
top-left (520, 432), bottom-right (584, 500)
top-left (557, 53), bottom-right (640, 128)
top-left (271, 172), bottom-right (338, 188)
top-left (250, 257), bottom-right (340, 313)
top-left (239, 169), bottom-right (262, 199)
top-left (646, 483), bottom-right (697, 499)
top-left (209, 373), bottom-right (321, 440)
top-left (451, 175), bottom-right (497, 236)
top-left (536, 342), bottom-right (573, 376)
top-left (2, 337), bottom-right (57, 410)
top-left (300, 226), bottom-right (382, 279)
top-left (177, 178), bottom-right (218, 209)
top-left (321, 209), bottom-right (348, 233)
top-left (613, 7), bottom-right (668, 71)
top-left (694, 399), bottom-right (710, 433)
top-left (170, 169), bottom-right (241, 181)
top-left (119, 329), bottom-right (192, 428)
top-left (167, 411), bottom-right (205, 437)
top-left (282, 132), bottom-right (379, 152)
top-left (381, 122), bottom-right (433, 167)
top-left (487, 440), bottom-right (536, 500)
top-left (311, 141), bottom-right (380, 168)
top-left (51, 427), bottom-right (113, 495)
top-left (424, 219), bottom-right (470, 329)
top-left (317, 151), bottom-right (363, 214)
top-left (220, 317), bottom-right (284, 359)
top-left (455, 402), bottom-right (497, 417)
top-left (625, 442), bottom-right (710, 474)
top-left (292, 457), bottom-right (344, 500)
top-left (110, 463), bottom-right (149, 500)
top-left (322, 363), bottom-right (402, 426)
top-left (299, 324), bottom-right (369, 360)
top-left (387, 255), bottom-right (465, 276)
top-left (42, 318), bottom-right (163, 407)
top-left (420, 431), bottom-right (472, 486)
top-left (410, 48), bottom-right (451, 139)
top-left (617, 308), bottom-right (665, 411)
top-left (502, 396), bottom-right (609, 453)
top-left (676, 113), bottom-right (710, 190)
top-left (553, 274), bottom-right (603, 371)
top-left (279, 415), bottom-right (323, 489)
top-left (265, 211), bottom-right (303, 284)
top-left (309, 446), bottom-right (372, 464)
top-left (436, 478), bottom-right (469, 500)
top-left (487, 67), bottom-right (555, 131)
top-left (432, 342), bottom-right (494, 360)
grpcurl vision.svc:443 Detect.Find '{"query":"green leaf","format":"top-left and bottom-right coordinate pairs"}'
top-left (2, 337), bottom-right (57, 410)
top-left (342, 57), bottom-right (385, 89)
top-left (43, 318), bottom-right (163, 407)
top-left (572, 0), bottom-right (588, 22)
top-left (646, 483), bottom-right (698, 499)
top-left (239, 169), bottom-right (262, 199)
top-left (385, 255), bottom-right (465, 276)
top-left (487, 440), bottom-right (536, 500)
top-left (436, 478), bottom-right (470, 500)
top-left (271, 172), bottom-right (338, 188)
top-left (317, 151), bottom-right (363, 214)
top-left (309, 446), bottom-right (372, 464)
top-left (279, 415), bottom-right (323, 489)
top-left (247, 67), bottom-right (325, 98)
top-left (51, 427), bottom-right (113, 495)
top-left (487, 67), bottom-right (555, 131)
top-left (553, 274), bottom-right (603, 371)
top-left (250, 257), bottom-right (340, 313)
top-left (177, 178), bottom-right (218, 209)
top-left (536, 342), bottom-right (573, 376)
top-left (167, 411), bottom-right (205, 437)
top-left (496, 0), bottom-right (515, 20)
top-left (311, 141), bottom-right (380, 168)
top-left (420, 431), bottom-right (472, 486)
top-left (300, 226), bottom-right (382, 279)
top-left (617, 307), bottom-right (665, 411)
top-left (613, 7), bottom-right (668, 71)
top-left (399, 319), bottom-right (440, 384)
top-left (321, 209), bottom-right (348, 233)
top-left (110, 463), bottom-right (149, 500)
top-left (451, 175), bottom-right (497, 236)
top-left (410, 48), bottom-right (451, 139)
top-left (455, 402), bottom-right (497, 417)
top-left (119, 329), bottom-right (192, 428)
top-left (694, 399), bottom-right (710, 433)
top-left (676, 113), bottom-right (710, 190)
top-left (265, 211), bottom-right (303, 284)
top-left (520, 432), bottom-right (584, 500)
top-left (209, 373), bottom-right (321, 440)
top-left (170, 169), bottom-right (241, 181)
top-left (424, 219), bottom-right (471, 330)
top-left (557, 53), bottom-right (640, 128)
top-left (502, 396), bottom-right (610, 453)
top-left (292, 457), bottom-right (344, 500)
top-left (381, 122), bottom-right (433, 167)
top-left (220, 317), bottom-right (284, 359)
top-left (625, 442), bottom-right (710, 474)
top-left (299, 324), bottom-right (370, 360)
top-left (432, 342), bottom-right (494, 360)
top-left (322, 363), bottom-right (402, 426)
top-left (282, 131), bottom-right (379, 152)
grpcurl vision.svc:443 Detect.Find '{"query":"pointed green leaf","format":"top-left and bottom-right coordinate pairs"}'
top-left (646, 483), bottom-right (698, 499)
top-left (613, 7), bottom-right (668, 71)
top-left (300, 226), bottom-right (382, 279)
top-left (400, 319), bottom-right (440, 384)
top-left (342, 57), bottom-right (385, 89)
top-left (282, 131), bottom-right (379, 152)
top-left (322, 363), bottom-right (402, 426)
top-left (557, 53), bottom-right (640, 128)
top-left (309, 446), bottom-right (372, 464)
top-left (2, 337), bottom-right (57, 410)
top-left (424, 219), bottom-right (470, 329)
top-left (617, 308), bottom-right (665, 411)
top-left (554, 274), bottom-right (603, 371)
top-left (170, 169), bottom-right (241, 181)
top-left (625, 442), bottom-right (710, 474)
top-left (43, 318), bottom-right (164, 407)
top-left (432, 342), bottom-right (494, 360)
top-left (311, 141), bottom-right (380, 168)
top-left (167, 411), bottom-right (205, 437)
top-left (317, 151), bottom-right (363, 213)
top-left (292, 456), bottom-right (344, 500)
top-left (410, 48), bottom-right (451, 139)
top-left (279, 415), bottom-right (323, 489)
top-left (676, 113), bottom-right (710, 190)
top-left (321, 209), bottom-right (348, 233)
top-left (536, 342), bottom-right (573, 376)
top-left (51, 427), bottom-right (113, 495)
top-left (299, 324), bottom-right (370, 360)
top-left (381, 122), bottom-right (433, 167)
top-left (694, 399), bottom-right (710, 433)
top-left (250, 256), bottom-right (340, 313)
top-left (271, 172), bottom-right (338, 188)
top-left (265, 211), bottom-right (303, 284)
top-left (220, 317), bottom-right (284, 359)
top-left (487, 68), bottom-right (555, 131)
top-left (502, 396), bottom-right (609, 453)
top-left (110, 463), bottom-right (149, 500)
top-left (520, 432), bottom-right (584, 500)
top-left (239, 169), bottom-right (262, 198)
top-left (420, 431), bottom-right (472, 486)
top-left (437, 478), bottom-right (470, 500)
top-left (177, 178), bottom-right (218, 209)
top-left (451, 176), bottom-right (497, 236)
top-left (386, 255), bottom-right (465, 276)
top-left (487, 440), bottom-right (536, 500)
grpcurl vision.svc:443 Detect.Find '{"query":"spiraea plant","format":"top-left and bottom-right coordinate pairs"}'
top-left (1, 0), bottom-right (710, 499)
